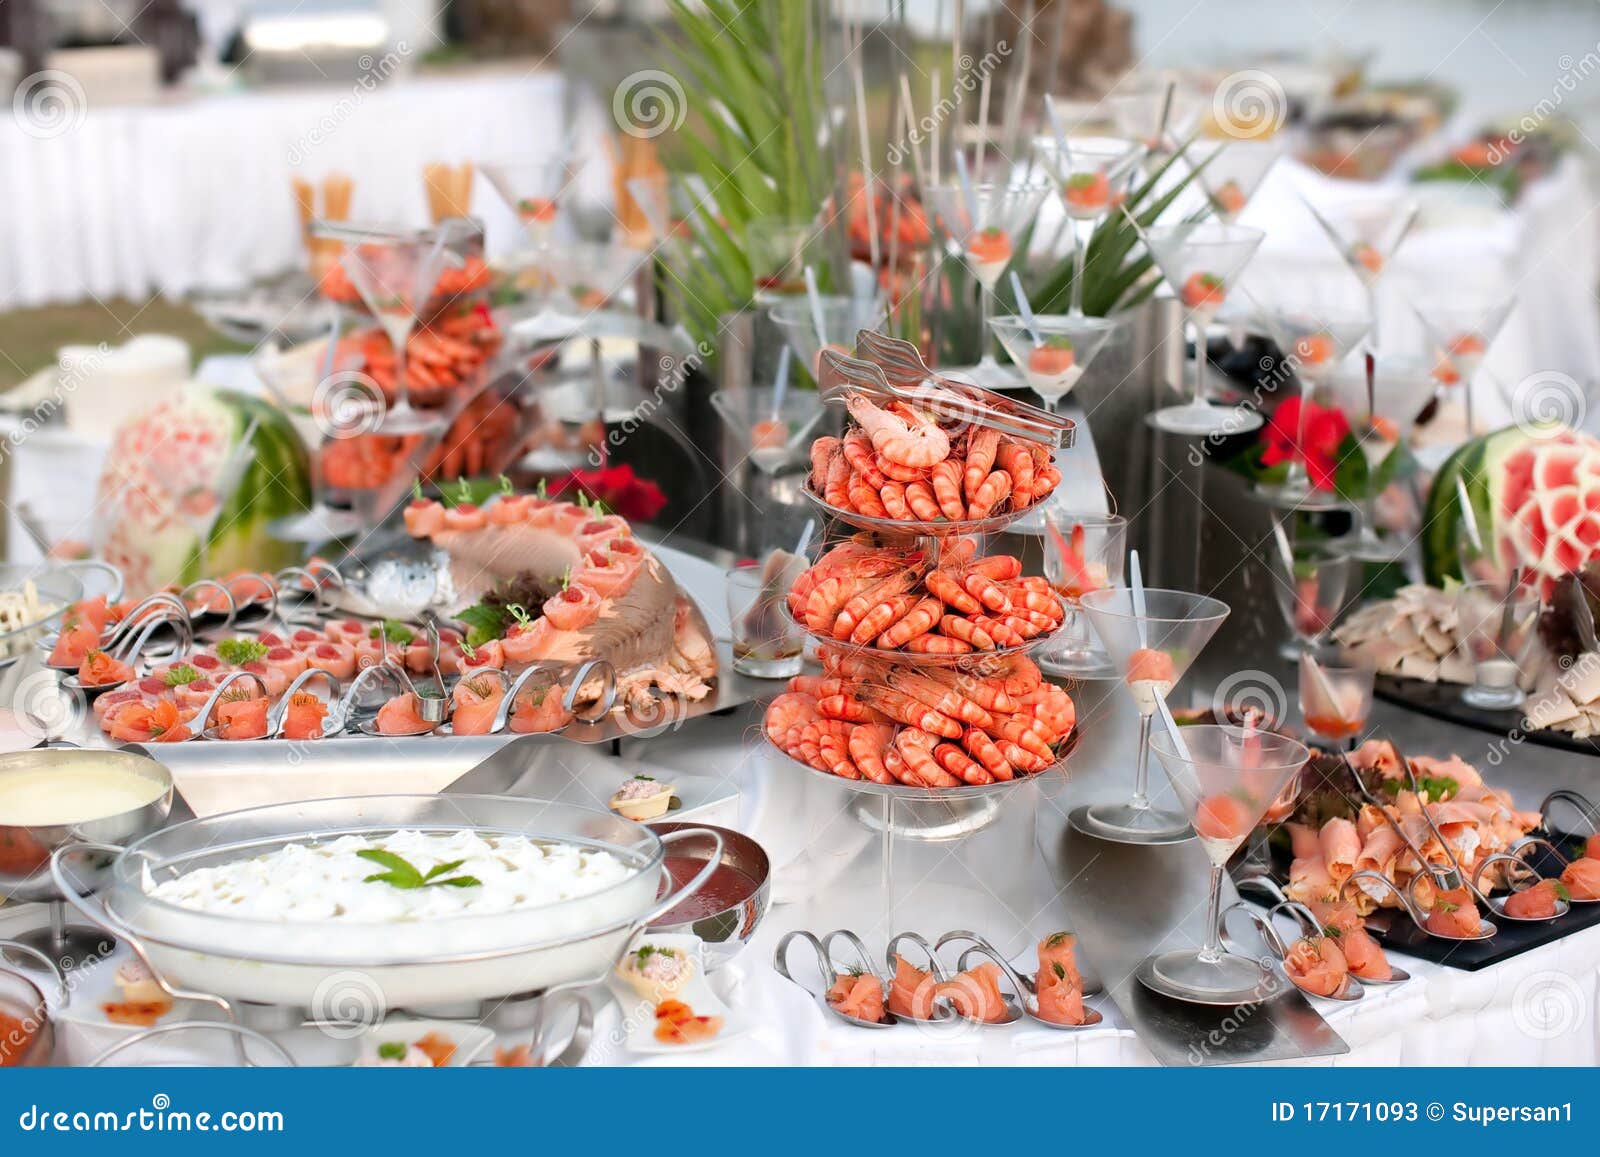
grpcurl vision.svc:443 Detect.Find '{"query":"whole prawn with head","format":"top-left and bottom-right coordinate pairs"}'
top-left (846, 395), bottom-right (951, 470)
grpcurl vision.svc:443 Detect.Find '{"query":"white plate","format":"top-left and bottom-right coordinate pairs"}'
top-left (350, 1019), bottom-right (495, 1068)
top-left (605, 933), bottom-right (746, 1056)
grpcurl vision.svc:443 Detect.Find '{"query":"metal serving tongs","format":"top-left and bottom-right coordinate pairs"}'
top-left (851, 329), bottom-right (1076, 447)
top-left (1388, 738), bottom-right (1553, 924)
top-left (816, 345), bottom-right (1073, 449)
top-left (936, 930), bottom-right (1100, 1029)
top-left (774, 929), bottom-right (895, 1028)
top-left (344, 653), bottom-right (444, 735)
top-left (1336, 745), bottom-right (1498, 939)
top-left (1235, 876), bottom-right (1411, 984)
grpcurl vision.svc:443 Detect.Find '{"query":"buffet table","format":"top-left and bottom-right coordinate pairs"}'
top-left (0, 67), bottom-right (600, 308)
top-left (8, 682), bottom-right (1596, 1067)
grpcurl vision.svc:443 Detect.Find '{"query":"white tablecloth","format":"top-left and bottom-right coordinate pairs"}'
top-left (0, 68), bottom-right (596, 308)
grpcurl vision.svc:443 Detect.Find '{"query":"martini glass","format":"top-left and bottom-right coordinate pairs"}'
top-left (1413, 291), bottom-right (1515, 439)
top-left (1326, 357), bottom-right (1438, 561)
top-left (1190, 138), bottom-right (1285, 224)
top-left (1138, 724), bottom-right (1311, 1004)
top-left (1041, 512), bottom-right (1128, 678)
top-left (710, 384), bottom-right (829, 477)
top-left (337, 230), bottom-right (451, 435)
top-left (483, 158), bottom-right (579, 250)
top-left (924, 181), bottom-right (1050, 390)
top-left (1102, 76), bottom-right (1205, 160)
top-left (543, 241), bottom-right (652, 313)
top-left (989, 313), bottom-right (1120, 411)
top-left (1262, 536), bottom-right (1352, 660)
top-left (1302, 194), bottom-right (1418, 385)
top-left (1252, 300), bottom-right (1370, 508)
top-left (769, 294), bottom-right (887, 377)
top-left (1032, 135), bottom-right (1145, 317)
top-left (1076, 586), bottom-right (1231, 843)
top-left (1143, 222), bottom-right (1266, 436)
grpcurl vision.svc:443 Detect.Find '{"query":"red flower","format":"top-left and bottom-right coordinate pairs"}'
top-left (1260, 396), bottom-right (1352, 491)
top-left (554, 465), bottom-right (668, 524)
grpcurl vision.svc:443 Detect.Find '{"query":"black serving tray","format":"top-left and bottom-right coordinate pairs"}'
top-left (1374, 673), bottom-right (1600, 759)
top-left (1245, 831), bottom-right (1600, 971)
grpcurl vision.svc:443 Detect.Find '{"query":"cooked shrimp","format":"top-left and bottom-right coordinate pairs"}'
top-left (940, 615), bottom-right (998, 651)
top-left (893, 728), bottom-right (963, 787)
top-left (810, 436), bottom-right (839, 491)
top-left (847, 474), bottom-right (890, 519)
top-left (880, 480), bottom-right (912, 520)
top-left (966, 469), bottom-right (1012, 519)
top-left (997, 440), bottom-right (1035, 508)
top-left (888, 669), bottom-right (995, 729)
top-left (849, 592), bottom-right (922, 645)
top-left (934, 741), bottom-right (993, 785)
top-left (877, 596), bottom-right (943, 650)
top-left (930, 459), bottom-right (966, 520)
top-left (962, 726), bottom-right (1015, 780)
top-left (875, 454), bottom-right (930, 483)
top-left (841, 431), bottom-right (887, 489)
top-left (857, 686), bottom-right (964, 738)
top-left (964, 427), bottom-right (1000, 500)
top-left (847, 722), bottom-right (895, 784)
top-left (903, 633), bottom-right (973, 654)
top-left (846, 394), bottom-right (950, 468)
top-left (905, 481), bottom-right (942, 521)
top-left (925, 567), bottom-right (984, 614)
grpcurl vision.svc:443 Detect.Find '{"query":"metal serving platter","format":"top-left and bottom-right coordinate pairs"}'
top-left (1374, 673), bottom-right (1600, 759)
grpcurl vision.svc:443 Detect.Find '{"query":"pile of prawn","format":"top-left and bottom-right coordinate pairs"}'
top-left (764, 648), bottom-right (1075, 788)
top-left (810, 394), bottom-right (1061, 524)
top-left (787, 535), bottom-right (1065, 656)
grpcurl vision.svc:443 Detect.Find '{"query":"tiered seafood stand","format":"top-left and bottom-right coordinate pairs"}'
top-left (5, 12), bottom-right (1600, 1072)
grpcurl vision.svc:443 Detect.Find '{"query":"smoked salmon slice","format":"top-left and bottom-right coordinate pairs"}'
top-left (652, 999), bottom-right (723, 1045)
top-left (935, 962), bottom-right (1009, 1023)
top-left (282, 692), bottom-right (330, 741)
top-left (213, 694), bottom-right (269, 740)
top-left (450, 676), bottom-right (505, 736)
top-left (508, 683), bottom-right (572, 734)
top-left (1561, 856), bottom-right (1600, 900)
top-left (376, 692), bottom-right (436, 736)
top-left (1035, 932), bottom-right (1087, 1026)
top-left (108, 700), bottom-right (190, 743)
top-left (1425, 886), bottom-right (1483, 938)
top-left (49, 622), bottom-right (101, 668)
top-left (825, 972), bottom-right (887, 1024)
top-left (886, 954), bottom-right (938, 1021)
top-left (78, 650), bottom-right (134, 688)
top-left (1502, 878), bottom-right (1563, 919)
top-left (1284, 936), bottom-right (1350, 998)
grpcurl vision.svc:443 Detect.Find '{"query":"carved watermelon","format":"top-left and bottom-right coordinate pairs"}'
top-left (95, 386), bottom-right (312, 597)
top-left (1423, 424), bottom-right (1600, 598)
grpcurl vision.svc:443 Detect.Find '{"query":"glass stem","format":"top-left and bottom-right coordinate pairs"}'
top-left (1070, 219), bottom-right (1089, 317)
top-left (393, 329), bottom-right (411, 413)
top-left (1363, 347), bottom-right (1380, 539)
top-left (1131, 712), bottom-right (1153, 811)
top-left (1198, 863), bottom-right (1226, 963)
top-left (1286, 377), bottom-right (1311, 490)
top-left (1190, 320), bottom-right (1206, 407)
top-left (1464, 371), bottom-right (1476, 439)
top-left (978, 280), bottom-right (994, 363)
